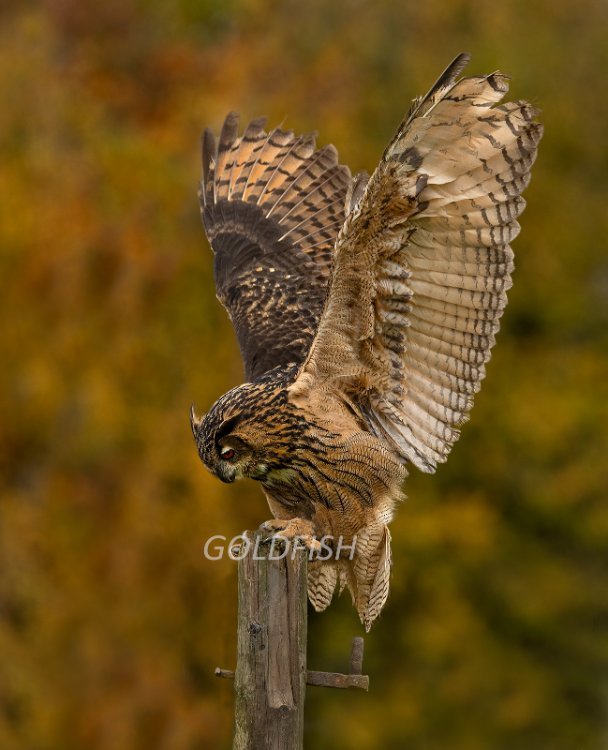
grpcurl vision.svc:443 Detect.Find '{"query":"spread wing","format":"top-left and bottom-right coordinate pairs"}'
top-left (292, 54), bottom-right (543, 472)
top-left (200, 113), bottom-right (353, 381)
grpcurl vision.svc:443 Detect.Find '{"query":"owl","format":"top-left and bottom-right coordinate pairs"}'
top-left (191, 54), bottom-right (542, 630)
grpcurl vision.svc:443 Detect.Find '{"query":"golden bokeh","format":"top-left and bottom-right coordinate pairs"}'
top-left (1, 2), bottom-right (607, 748)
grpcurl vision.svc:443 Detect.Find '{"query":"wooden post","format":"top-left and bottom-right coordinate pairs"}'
top-left (215, 531), bottom-right (370, 747)
top-left (232, 534), bottom-right (307, 750)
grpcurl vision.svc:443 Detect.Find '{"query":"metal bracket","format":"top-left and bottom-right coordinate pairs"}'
top-left (216, 636), bottom-right (369, 692)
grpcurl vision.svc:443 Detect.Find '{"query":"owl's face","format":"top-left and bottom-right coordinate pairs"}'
top-left (190, 381), bottom-right (285, 484)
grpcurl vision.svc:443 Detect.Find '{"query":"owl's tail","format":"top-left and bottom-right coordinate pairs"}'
top-left (307, 524), bottom-right (392, 632)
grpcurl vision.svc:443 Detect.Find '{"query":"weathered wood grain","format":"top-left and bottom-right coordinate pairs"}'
top-left (233, 536), bottom-right (307, 750)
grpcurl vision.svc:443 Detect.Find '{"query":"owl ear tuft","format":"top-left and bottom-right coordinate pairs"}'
top-left (190, 404), bottom-right (204, 438)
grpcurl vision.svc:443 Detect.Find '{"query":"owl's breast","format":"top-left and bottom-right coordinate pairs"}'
top-left (260, 420), bottom-right (406, 527)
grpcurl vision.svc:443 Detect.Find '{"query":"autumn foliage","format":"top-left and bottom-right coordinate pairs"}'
top-left (1, 2), bottom-right (607, 749)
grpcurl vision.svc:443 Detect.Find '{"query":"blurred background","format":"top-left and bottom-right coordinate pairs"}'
top-left (1, 1), bottom-right (607, 748)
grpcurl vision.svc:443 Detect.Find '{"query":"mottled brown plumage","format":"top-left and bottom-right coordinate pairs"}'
top-left (191, 54), bottom-right (542, 630)
top-left (200, 113), bottom-right (351, 379)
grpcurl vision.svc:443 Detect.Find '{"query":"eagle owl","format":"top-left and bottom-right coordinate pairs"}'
top-left (191, 54), bottom-right (542, 630)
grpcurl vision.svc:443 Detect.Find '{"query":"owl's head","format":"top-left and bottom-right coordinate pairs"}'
top-left (190, 380), bottom-right (287, 484)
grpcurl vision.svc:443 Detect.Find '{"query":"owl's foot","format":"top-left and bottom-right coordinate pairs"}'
top-left (259, 517), bottom-right (322, 553)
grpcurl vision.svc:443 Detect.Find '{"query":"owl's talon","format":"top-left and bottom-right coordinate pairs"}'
top-left (259, 519), bottom-right (284, 535)
top-left (273, 532), bottom-right (322, 554)
top-left (258, 518), bottom-right (321, 554)
top-left (299, 535), bottom-right (323, 553)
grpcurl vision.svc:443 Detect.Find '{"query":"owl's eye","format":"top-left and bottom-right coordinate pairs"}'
top-left (221, 447), bottom-right (236, 461)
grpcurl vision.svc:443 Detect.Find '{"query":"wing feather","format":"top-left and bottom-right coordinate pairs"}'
top-left (200, 114), bottom-right (352, 380)
top-left (292, 55), bottom-right (542, 472)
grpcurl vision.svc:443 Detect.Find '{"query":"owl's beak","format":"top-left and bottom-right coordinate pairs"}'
top-left (216, 464), bottom-right (236, 483)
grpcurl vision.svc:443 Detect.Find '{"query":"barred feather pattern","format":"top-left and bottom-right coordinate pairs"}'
top-left (200, 114), bottom-right (351, 379)
top-left (307, 560), bottom-right (339, 612)
top-left (299, 55), bottom-right (543, 474)
top-left (307, 525), bottom-right (391, 633)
